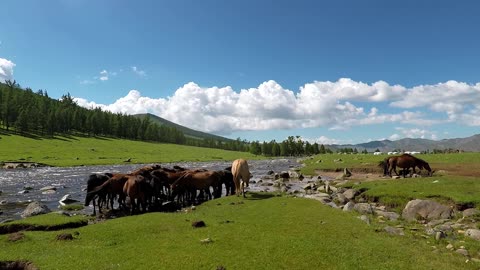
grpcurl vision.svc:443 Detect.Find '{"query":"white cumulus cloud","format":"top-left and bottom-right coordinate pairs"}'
top-left (73, 78), bottom-right (480, 135)
top-left (0, 57), bottom-right (15, 83)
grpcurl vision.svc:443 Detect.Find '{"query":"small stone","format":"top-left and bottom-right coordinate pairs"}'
top-left (200, 238), bottom-right (213, 244)
top-left (435, 231), bottom-right (446, 241)
top-left (56, 233), bottom-right (74, 241)
top-left (446, 243), bottom-right (454, 250)
top-left (192, 220), bottom-right (206, 228)
top-left (384, 226), bottom-right (405, 236)
top-left (456, 248), bottom-right (469, 257)
top-left (358, 215), bottom-right (370, 225)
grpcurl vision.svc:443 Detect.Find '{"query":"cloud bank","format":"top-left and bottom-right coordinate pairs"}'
top-left (73, 78), bottom-right (480, 135)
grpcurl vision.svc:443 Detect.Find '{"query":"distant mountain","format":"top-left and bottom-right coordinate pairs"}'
top-left (329, 134), bottom-right (480, 152)
top-left (134, 113), bottom-right (232, 142)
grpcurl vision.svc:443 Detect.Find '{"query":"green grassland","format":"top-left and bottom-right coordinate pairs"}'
top-left (2, 135), bottom-right (480, 269)
top-left (0, 133), bottom-right (261, 167)
top-left (300, 152), bottom-right (480, 176)
top-left (0, 195), bottom-right (475, 270)
top-left (301, 152), bottom-right (480, 209)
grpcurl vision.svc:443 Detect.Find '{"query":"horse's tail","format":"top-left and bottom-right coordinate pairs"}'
top-left (378, 159), bottom-right (388, 176)
top-left (85, 180), bottom-right (109, 206)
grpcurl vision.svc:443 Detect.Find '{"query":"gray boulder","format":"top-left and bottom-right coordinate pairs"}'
top-left (343, 201), bottom-right (355, 212)
top-left (21, 201), bottom-right (51, 218)
top-left (463, 208), bottom-right (480, 218)
top-left (336, 193), bottom-right (348, 205)
top-left (343, 189), bottom-right (357, 200)
top-left (354, 203), bottom-right (374, 215)
top-left (465, 229), bottom-right (480, 241)
top-left (375, 210), bottom-right (400, 221)
top-left (402, 199), bottom-right (454, 222)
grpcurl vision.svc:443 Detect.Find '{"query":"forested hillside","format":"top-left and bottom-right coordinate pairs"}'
top-left (0, 81), bottom-right (249, 151)
top-left (0, 81), bottom-right (332, 156)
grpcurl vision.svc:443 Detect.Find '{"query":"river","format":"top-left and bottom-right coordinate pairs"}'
top-left (0, 158), bottom-right (303, 222)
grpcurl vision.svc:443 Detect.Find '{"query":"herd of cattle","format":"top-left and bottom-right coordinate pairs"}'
top-left (84, 159), bottom-right (251, 215)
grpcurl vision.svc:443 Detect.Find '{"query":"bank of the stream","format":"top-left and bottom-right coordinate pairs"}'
top-left (1, 194), bottom-right (477, 270)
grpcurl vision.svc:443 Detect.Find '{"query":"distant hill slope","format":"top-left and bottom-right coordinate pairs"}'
top-left (329, 134), bottom-right (480, 152)
top-left (134, 113), bottom-right (232, 142)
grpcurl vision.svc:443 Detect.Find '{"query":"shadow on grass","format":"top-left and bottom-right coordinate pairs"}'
top-left (246, 192), bottom-right (276, 200)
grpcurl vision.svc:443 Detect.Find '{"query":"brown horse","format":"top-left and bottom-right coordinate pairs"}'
top-left (380, 154), bottom-right (433, 177)
top-left (231, 159), bottom-right (251, 198)
top-left (84, 173), bottom-right (113, 215)
top-left (170, 170), bottom-right (222, 205)
top-left (123, 174), bottom-right (149, 214)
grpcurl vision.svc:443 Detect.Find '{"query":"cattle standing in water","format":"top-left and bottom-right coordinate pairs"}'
top-left (231, 159), bottom-right (251, 198)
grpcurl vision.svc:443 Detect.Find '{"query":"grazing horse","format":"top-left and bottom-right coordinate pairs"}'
top-left (231, 159), bottom-right (251, 198)
top-left (379, 154), bottom-right (433, 177)
top-left (84, 173), bottom-right (113, 215)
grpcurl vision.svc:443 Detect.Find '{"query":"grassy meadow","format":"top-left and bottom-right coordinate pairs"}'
top-left (300, 152), bottom-right (480, 176)
top-left (301, 152), bottom-right (480, 210)
top-left (0, 133), bottom-right (261, 167)
top-left (0, 195), bottom-right (476, 270)
top-left (2, 134), bottom-right (480, 269)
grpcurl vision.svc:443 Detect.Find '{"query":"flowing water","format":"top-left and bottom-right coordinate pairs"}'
top-left (0, 158), bottom-right (303, 221)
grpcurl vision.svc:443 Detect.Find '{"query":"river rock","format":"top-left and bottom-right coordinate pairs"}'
top-left (465, 229), bottom-right (480, 241)
top-left (375, 210), bottom-right (400, 221)
top-left (18, 190), bottom-right (29, 194)
top-left (343, 189), bottom-right (357, 200)
top-left (40, 186), bottom-right (57, 192)
top-left (456, 248), bottom-right (469, 257)
top-left (463, 208), bottom-right (480, 218)
top-left (354, 203), bottom-right (374, 214)
top-left (343, 201), bottom-right (355, 212)
top-left (288, 171), bottom-right (300, 178)
top-left (359, 215), bottom-right (370, 225)
top-left (402, 199), bottom-right (454, 222)
top-left (336, 193), bottom-right (348, 205)
top-left (59, 194), bottom-right (80, 206)
top-left (21, 201), bottom-right (51, 218)
top-left (42, 190), bottom-right (56, 195)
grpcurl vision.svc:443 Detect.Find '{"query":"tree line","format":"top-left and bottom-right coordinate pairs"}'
top-left (0, 81), bottom-right (336, 156)
top-left (248, 136), bottom-right (333, 156)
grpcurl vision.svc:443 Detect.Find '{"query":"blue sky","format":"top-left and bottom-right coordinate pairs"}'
top-left (1, 0), bottom-right (480, 144)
